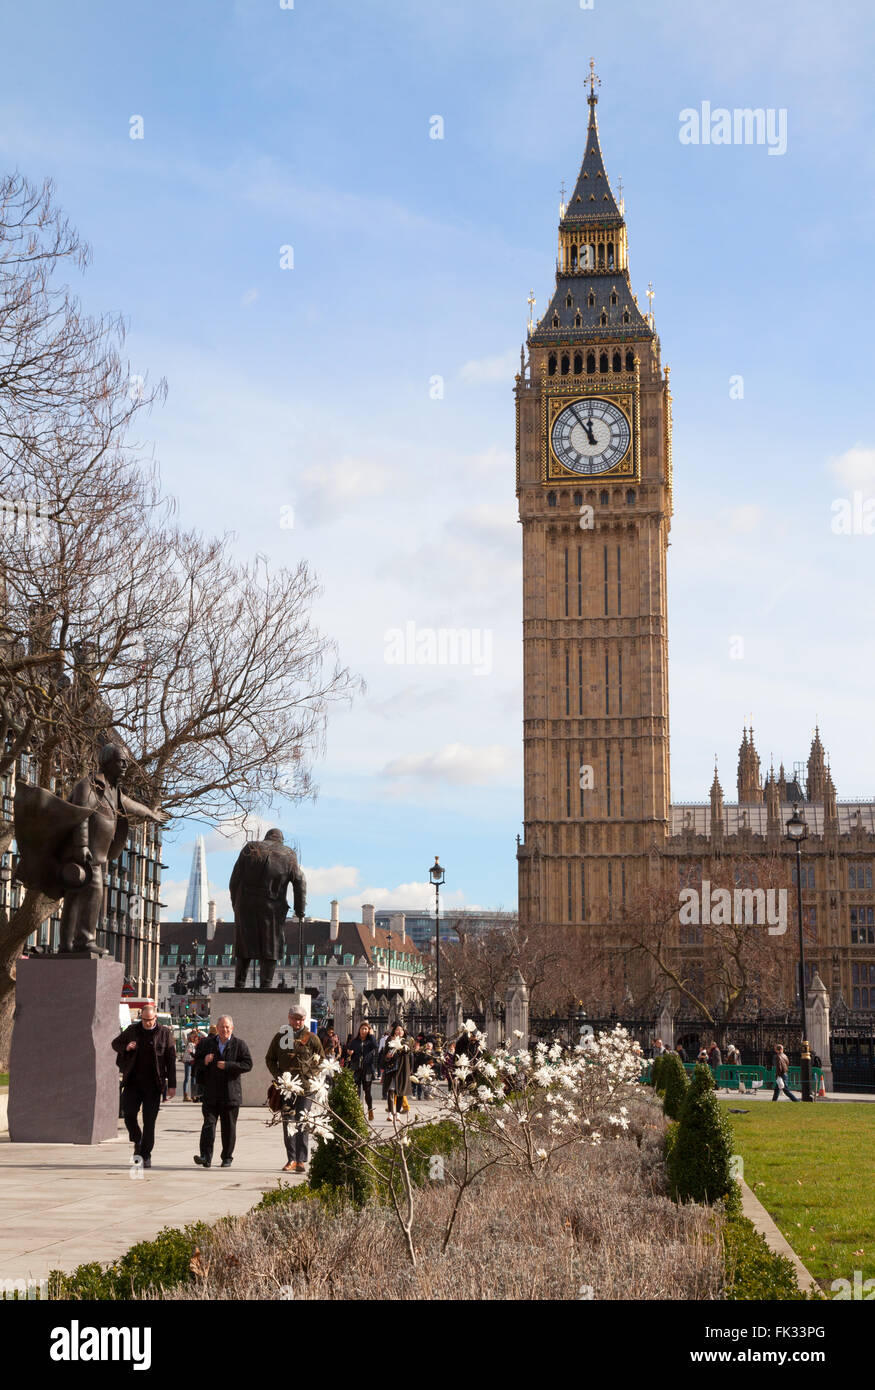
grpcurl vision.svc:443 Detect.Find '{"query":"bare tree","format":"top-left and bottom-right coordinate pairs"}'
top-left (604, 853), bottom-right (795, 1028)
top-left (0, 174), bottom-right (361, 1063)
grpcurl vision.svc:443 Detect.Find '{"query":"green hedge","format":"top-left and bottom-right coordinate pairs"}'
top-left (660, 1050), bottom-right (689, 1120)
top-left (723, 1216), bottom-right (813, 1300)
top-left (49, 1223), bottom-right (211, 1300)
top-left (309, 1068), bottom-right (374, 1207)
top-left (668, 1063), bottom-right (740, 1213)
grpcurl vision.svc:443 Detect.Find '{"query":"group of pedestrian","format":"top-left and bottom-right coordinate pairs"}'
top-left (110, 1006), bottom-right (475, 1175)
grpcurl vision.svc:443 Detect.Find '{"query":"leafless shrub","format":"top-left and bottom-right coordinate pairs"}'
top-left (162, 1101), bottom-right (721, 1301)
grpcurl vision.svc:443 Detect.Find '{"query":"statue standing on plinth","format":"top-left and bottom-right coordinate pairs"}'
top-left (229, 829), bottom-right (306, 989)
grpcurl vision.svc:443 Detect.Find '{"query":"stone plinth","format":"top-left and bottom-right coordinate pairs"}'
top-left (9, 957), bottom-right (124, 1144)
top-left (212, 990), bottom-right (311, 1107)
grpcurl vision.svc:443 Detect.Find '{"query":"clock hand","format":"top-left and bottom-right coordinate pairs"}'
top-left (570, 404), bottom-right (598, 447)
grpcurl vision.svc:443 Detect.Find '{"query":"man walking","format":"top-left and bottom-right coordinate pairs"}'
top-left (193, 1015), bottom-right (253, 1167)
top-left (266, 1007), bottom-right (324, 1173)
top-left (772, 1042), bottom-right (799, 1101)
top-left (112, 1003), bottom-right (176, 1168)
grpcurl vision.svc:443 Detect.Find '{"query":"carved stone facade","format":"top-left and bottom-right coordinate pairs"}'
top-left (515, 81), bottom-right (875, 1019)
top-left (516, 76), bottom-right (671, 937)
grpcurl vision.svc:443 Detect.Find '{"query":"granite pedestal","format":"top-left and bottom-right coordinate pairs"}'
top-left (211, 991), bottom-right (311, 1107)
top-left (9, 956), bottom-right (124, 1143)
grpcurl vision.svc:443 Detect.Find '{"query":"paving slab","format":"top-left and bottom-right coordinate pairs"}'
top-left (0, 1093), bottom-right (442, 1282)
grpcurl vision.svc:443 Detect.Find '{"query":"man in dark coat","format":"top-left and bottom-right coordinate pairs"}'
top-left (112, 1003), bottom-right (177, 1168)
top-left (265, 1006), bottom-right (324, 1172)
top-left (229, 829), bottom-right (306, 989)
top-left (193, 1015), bottom-right (253, 1167)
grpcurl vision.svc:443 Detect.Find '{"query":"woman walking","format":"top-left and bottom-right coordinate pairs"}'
top-left (348, 1022), bottom-right (378, 1120)
top-left (381, 1023), bottom-right (413, 1117)
top-left (183, 1027), bottom-right (202, 1101)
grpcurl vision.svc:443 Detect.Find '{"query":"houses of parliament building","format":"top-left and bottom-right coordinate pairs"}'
top-left (514, 71), bottom-right (875, 1017)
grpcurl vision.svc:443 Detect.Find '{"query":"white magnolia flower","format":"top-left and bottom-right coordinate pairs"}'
top-left (513, 1030), bottom-right (523, 1039)
top-left (462, 1018), bottom-right (478, 1033)
top-left (387, 1037), bottom-right (404, 1053)
top-left (536, 1148), bottom-right (548, 1160)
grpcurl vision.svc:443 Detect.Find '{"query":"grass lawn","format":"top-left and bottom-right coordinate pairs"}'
top-left (719, 1099), bottom-right (875, 1291)
top-left (0, 1072), bottom-right (7, 1086)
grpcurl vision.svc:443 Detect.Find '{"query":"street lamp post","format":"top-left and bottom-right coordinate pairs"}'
top-left (387, 928), bottom-right (393, 1003)
top-left (297, 915), bottom-right (304, 994)
top-left (786, 807), bottom-right (814, 1101)
top-left (429, 856), bottom-right (445, 1027)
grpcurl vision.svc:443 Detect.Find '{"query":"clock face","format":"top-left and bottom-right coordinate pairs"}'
top-left (550, 398), bottom-right (631, 475)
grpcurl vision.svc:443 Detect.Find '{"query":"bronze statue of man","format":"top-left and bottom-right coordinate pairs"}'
top-left (229, 829), bottom-right (306, 990)
top-left (58, 744), bottom-right (164, 953)
top-left (14, 742), bottom-right (165, 954)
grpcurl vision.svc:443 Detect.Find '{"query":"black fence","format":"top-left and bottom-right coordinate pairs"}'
top-left (830, 1024), bottom-right (875, 1092)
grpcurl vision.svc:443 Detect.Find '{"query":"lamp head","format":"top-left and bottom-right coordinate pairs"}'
top-left (429, 855), bottom-right (445, 886)
top-left (785, 807), bottom-right (808, 843)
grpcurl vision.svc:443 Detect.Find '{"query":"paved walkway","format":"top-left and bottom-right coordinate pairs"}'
top-left (0, 1095), bottom-right (441, 1284)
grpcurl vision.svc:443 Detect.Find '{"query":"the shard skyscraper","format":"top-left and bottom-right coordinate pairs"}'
top-left (183, 835), bottom-right (209, 922)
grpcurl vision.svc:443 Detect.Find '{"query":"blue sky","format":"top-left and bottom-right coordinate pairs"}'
top-left (3, 0), bottom-right (874, 921)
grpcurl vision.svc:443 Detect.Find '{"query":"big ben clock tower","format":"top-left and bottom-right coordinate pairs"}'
top-left (516, 66), bottom-right (672, 942)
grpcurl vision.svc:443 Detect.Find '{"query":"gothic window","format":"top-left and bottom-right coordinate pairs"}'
top-left (607, 243), bottom-right (615, 268)
top-left (583, 244), bottom-right (595, 269)
top-left (612, 350), bottom-right (621, 372)
top-left (574, 313), bottom-right (582, 329)
top-left (547, 491), bottom-right (557, 508)
top-left (599, 351), bottom-right (608, 373)
top-left (600, 312), bottom-right (608, 327)
top-left (625, 350), bottom-right (634, 371)
top-left (573, 491), bottom-right (583, 506)
top-left (561, 353), bottom-right (570, 375)
top-left (610, 291), bottom-right (618, 306)
top-left (626, 489), bottom-right (635, 505)
top-left (599, 489), bottom-right (609, 506)
top-left (588, 291), bottom-right (595, 307)
top-left (566, 293), bottom-right (573, 308)
top-left (597, 243), bottom-right (605, 267)
top-left (586, 351), bottom-right (596, 374)
top-left (570, 245), bottom-right (578, 270)
top-left (552, 313), bottom-right (560, 328)
top-left (850, 906), bottom-right (875, 944)
top-left (573, 351), bottom-right (583, 373)
top-left (548, 353), bottom-right (557, 376)
top-left (623, 311), bottom-right (630, 325)
top-left (850, 864), bottom-right (874, 890)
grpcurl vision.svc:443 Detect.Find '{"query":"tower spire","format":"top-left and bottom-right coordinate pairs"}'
top-left (529, 70), bottom-right (651, 346)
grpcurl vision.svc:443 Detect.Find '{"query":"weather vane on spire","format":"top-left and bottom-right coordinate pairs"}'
top-left (587, 58), bottom-right (600, 102)
top-left (527, 289), bottom-right (536, 334)
top-left (646, 280), bottom-right (655, 327)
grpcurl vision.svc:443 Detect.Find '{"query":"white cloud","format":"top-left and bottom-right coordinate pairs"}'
top-left (467, 444), bottom-right (514, 473)
top-left (724, 504), bottom-right (763, 533)
top-left (303, 864), bottom-right (361, 896)
top-left (459, 349), bottom-right (519, 385)
top-left (296, 456), bottom-right (394, 524)
top-left (338, 882), bottom-right (471, 914)
top-left (382, 742), bottom-right (513, 785)
top-left (830, 445), bottom-right (875, 491)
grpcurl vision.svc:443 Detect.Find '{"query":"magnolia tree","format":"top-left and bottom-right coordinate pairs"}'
top-left (269, 1022), bottom-right (645, 1266)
